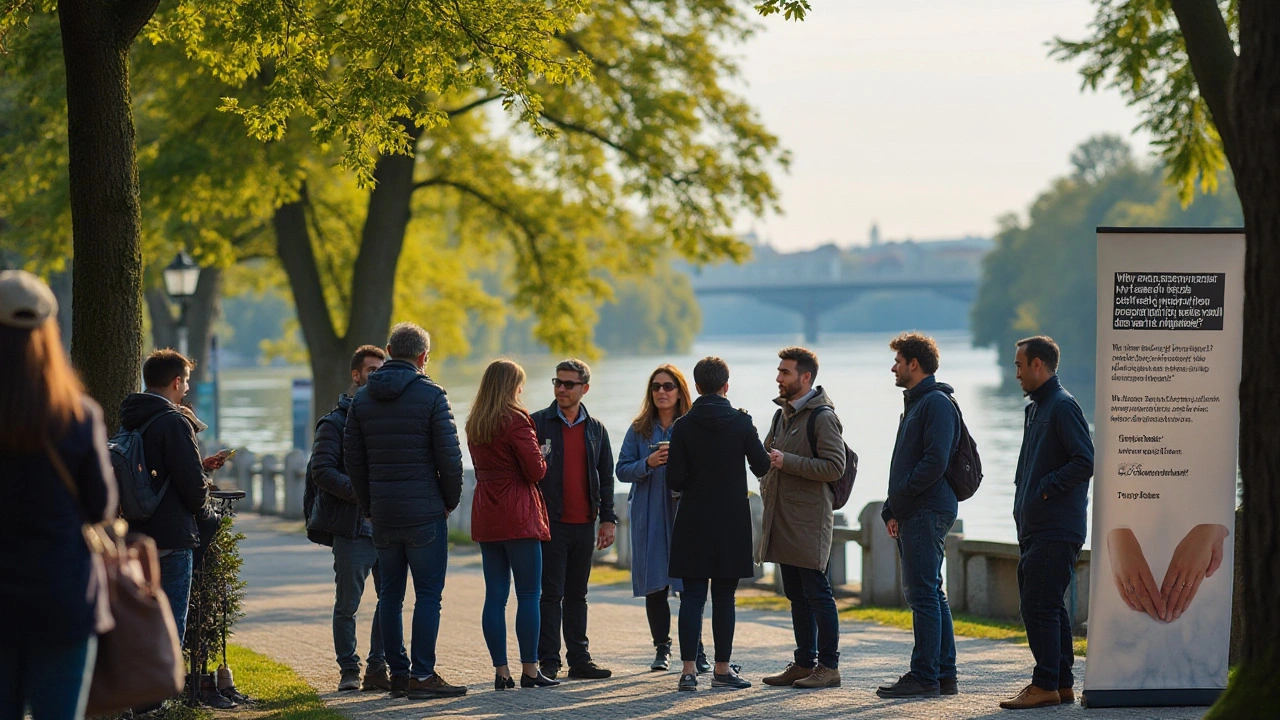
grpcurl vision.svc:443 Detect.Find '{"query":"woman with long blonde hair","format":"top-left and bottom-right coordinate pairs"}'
top-left (0, 271), bottom-right (116, 720)
top-left (465, 360), bottom-right (558, 690)
top-left (615, 364), bottom-right (706, 672)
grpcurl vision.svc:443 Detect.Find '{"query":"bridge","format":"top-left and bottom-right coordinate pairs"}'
top-left (691, 275), bottom-right (980, 343)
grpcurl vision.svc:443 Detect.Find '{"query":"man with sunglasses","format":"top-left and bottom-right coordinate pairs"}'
top-left (530, 359), bottom-right (617, 681)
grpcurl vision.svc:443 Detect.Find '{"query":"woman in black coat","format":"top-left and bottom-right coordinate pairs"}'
top-left (666, 357), bottom-right (770, 692)
top-left (0, 271), bottom-right (117, 720)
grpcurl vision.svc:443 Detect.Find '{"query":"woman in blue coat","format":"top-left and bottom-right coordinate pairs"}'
top-left (616, 364), bottom-right (705, 672)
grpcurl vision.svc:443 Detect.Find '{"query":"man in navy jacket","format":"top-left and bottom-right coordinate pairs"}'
top-left (1000, 336), bottom-right (1094, 710)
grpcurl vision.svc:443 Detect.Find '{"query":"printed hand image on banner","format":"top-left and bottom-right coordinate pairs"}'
top-left (1083, 229), bottom-right (1245, 709)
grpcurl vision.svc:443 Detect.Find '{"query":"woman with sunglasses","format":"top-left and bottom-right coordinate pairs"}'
top-left (466, 359), bottom-right (559, 690)
top-left (615, 365), bottom-right (708, 672)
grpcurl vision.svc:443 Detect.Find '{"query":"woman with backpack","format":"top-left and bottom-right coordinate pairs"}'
top-left (465, 359), bottom-right (559, 690)
top-left (0, 271), bottom-right (117, 720)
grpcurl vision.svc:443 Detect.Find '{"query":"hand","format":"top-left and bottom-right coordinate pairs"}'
top-left (646, 447), bottom-right (669, 468)
top-left (768, 449), bottom-right (785, 469)
top-left (201, 454), bottom-right (227, 471)
top-left (596, 521), bottom-right (616, 550)
top-left (1107, 528), bottom-right (1166, 622)
top-left (1160, 523), bottom-right (1229, 621)
top-left (885, 518), bottom-right (899, 539)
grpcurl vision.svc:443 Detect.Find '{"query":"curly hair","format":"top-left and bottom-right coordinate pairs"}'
top-left (889, 332), bottom-right (940, 375)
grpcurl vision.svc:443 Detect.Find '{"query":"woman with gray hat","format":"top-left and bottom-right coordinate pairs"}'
top-left (0, 270), bottom-right (117, 720)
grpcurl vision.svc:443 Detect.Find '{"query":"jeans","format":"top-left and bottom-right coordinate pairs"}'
top-left (539, 521), bottom-right (595, 668)
top-left (158, 548), bottom-right (194, 645)
top-left (373, 519), bottom-right (448, 680)
top-left (332, 535), bottom-right (385, 672)
top-left (480, 539), bottom-right (543, 667)
top-left (779, 563), bottom-right (841, 669)
top-left (678, 578), bottom-right (738, 662)
top-left (645, 588), bottom-right (672, 647)
top-left (1018, 539), bottom-right (1081, 691)
top-left (0, 635), bottom-right (97, 720)
top-left (896, 509), bottom-right (956, 686)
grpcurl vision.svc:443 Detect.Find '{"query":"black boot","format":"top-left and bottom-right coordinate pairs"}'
top-left (651, 643), bottom-right (672, 672)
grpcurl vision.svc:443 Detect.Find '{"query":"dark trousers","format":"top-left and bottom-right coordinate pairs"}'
top-left (678, 578), bottom-right (738, 662)
top-left (480, 539), bottom-right (543, 667)
top-left (332, 535), bottom-right (384, 672)
top-left (374, 519), bottom-right (448, 680)
top-left (1018, 539), bottom-right (1081, 691)
top-left (896, 509), bottom-right (957, 686)
top-left (645, 588), bottom-right (671, 647)
top-left (0, 635), bottom-right (97, 720)
top-left (779, 563), bottom-right (841, 669)
top-left (539, 521), bottom-right (595, 668)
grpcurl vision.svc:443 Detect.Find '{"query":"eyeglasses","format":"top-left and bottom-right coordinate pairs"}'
top-left (650, 381), bottom-right (677, 392)
top-left (552, 378), bottom-right (585, 390)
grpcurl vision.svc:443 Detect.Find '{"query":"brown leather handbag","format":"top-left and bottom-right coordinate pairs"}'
top-left (48, 444), bottom-right (186, 715)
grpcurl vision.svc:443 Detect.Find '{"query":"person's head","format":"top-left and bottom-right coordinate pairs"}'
top-left (349, 345), bottom-right (386, 389)
top-left (693, 356), bottom-right (730, 396)
top-left (466, 359), bottom-right (528, 445)
top-left (776, 346), bottom-right (818, 401)
top-left (0, 270), bottom-right (84, 453)
top-left (889, 332), bottom-right (940, 390)
top-left (1015, 335), bottom-right (1060, 394)
top-left (143, 348), bottom-right (195, 405)
top-left (631, 364), bottom-right (692, 437)
top-left (552, 358), bottom-right (591, 411)
top-left (387, 322), bottom-right (430, 368)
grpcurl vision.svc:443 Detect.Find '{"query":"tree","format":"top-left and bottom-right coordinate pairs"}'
top-left (1057, 2), bottom-right (1278, 713)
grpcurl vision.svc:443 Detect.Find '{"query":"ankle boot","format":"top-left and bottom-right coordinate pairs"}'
top-left (199, 673), bottom-right (236, 709)
top-left (651, 643), bottom-right (672, 671)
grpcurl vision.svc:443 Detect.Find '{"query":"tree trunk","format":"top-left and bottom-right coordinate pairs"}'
top-left (146, 266), bottom-right (222, 415)
top-left (274, 124), bottom-right (421, 419)
top-left (58, 0), bottom-right (157, 431)
top-left (1207, 1), bottom-right (1280, 716)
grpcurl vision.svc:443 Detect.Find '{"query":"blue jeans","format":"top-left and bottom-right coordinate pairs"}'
top-left (0, 635), bottom-right (97, 720)
top-left (373, 519), bottom-right (448, 680)
top-left (159, 548), bottom-right (194, 645)
top-left (779, 563), bottom-right (840, 669)
top-left (896, 510), bottom-right (956, 686)
top-left (1018, 539), bottom-right (1081, 691)
top-left (332, 535), bottom-right (385, 672)
top-left (480, 539), bottom-right (543, 667)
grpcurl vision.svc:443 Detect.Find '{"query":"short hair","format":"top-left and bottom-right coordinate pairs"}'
top-left (692, 356), bottom-right (730, 395)
top-left (778, 346), bottom-right (819, 381)
top-left (143, 348), bottom-right (195, 389)
top-left (1017, 335), bottom-right (1060, 373)
top-left (387, 322), bottom-right (430, 360)
top-left (556, 358), bottom-right (591, 384)
top-left (889, 332), bottom-right (940, 375)
top-left (350, 344), bottom-right (386, 373)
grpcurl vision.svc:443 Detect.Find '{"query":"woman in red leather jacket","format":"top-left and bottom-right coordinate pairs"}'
top-left (466, 359), bottom-right (559, 691)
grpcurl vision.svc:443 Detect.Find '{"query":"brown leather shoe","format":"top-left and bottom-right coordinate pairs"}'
top-left (762, 662), bottom-right (815, 687)
top-left (793, 664), bottom-right (841, 689)
top-left (1058, 687), bottom-right (1075, 704)
top-left (999, 683), bottom-right (1062, 709)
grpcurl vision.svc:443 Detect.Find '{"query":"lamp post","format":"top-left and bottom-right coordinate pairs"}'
top-left (163, 251), bottom-right (201, 356)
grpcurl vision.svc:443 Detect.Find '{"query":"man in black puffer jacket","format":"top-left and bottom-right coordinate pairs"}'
top-left (306, 344), bottom-right (388, 693)
top-left (343, 323), bottom-right (466, 700)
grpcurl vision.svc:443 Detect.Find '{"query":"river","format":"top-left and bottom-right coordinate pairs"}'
top-left (216, 331), bottom-right (1096, 547)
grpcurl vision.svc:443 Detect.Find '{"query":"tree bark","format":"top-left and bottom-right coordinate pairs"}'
top-left (57, 0), bottom-right (158, 431)
top-left (1205, 1), bottom-right (1280, 715)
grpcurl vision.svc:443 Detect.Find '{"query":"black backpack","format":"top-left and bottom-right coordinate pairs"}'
top-left (770, 405), bottom-right (860, 511)
top-left (108, 408), bottom-right (182, 521)
top-left (940, 393), bottom-right (982, 501)
top-left (303, 414), bottom-right (338, 547)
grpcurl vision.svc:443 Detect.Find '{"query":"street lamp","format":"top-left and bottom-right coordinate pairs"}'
top-left (163, 250), bottom-right (201, 355)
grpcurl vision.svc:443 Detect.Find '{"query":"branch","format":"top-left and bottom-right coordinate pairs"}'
top-left (272, 182), bottom-right (341, 356)
top-left (426, 177), bottom-right (546, 270)
top-left (116, 0), bottom-right (161, 44)
top-left (1168, 0), bottom-right (1239, 161)
top-left (444, 94), bottom-right (503, 118)
top-left (537, 110), bottom-right (693, 187)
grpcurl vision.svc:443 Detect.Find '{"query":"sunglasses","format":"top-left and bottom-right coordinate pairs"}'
top-left (552, 378), bottom-right (586, 390)
top-left (650, 381), bottom-right (678, 392)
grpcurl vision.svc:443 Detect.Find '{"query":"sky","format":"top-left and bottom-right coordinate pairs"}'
top-left (732, 1), bottom-right (1153, 250)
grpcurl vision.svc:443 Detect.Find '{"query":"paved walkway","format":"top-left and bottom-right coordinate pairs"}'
top-left (231, 513), bottom-right (1204, 719)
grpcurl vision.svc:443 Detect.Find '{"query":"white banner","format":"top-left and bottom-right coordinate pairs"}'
top-left (1082, 228), bottom-right (1244, 708)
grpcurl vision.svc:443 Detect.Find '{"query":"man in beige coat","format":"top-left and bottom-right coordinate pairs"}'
top-left (758, 347), bottom-right (847, 689)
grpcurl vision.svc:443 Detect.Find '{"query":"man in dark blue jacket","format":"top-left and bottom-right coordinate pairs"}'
top-left (530, 358), bottom-right (617, 681)
top-left (999, 336), bottom-right (1094, 710)
top-left (877, 333), bottom-right (960, 700)
top-left (307, 344), bottom-right (387, 692)
top-left (344, 323), bottom-right (466, 699)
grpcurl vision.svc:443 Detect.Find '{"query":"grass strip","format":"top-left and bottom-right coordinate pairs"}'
top-left (225, 645), bottom-right (346, 720)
